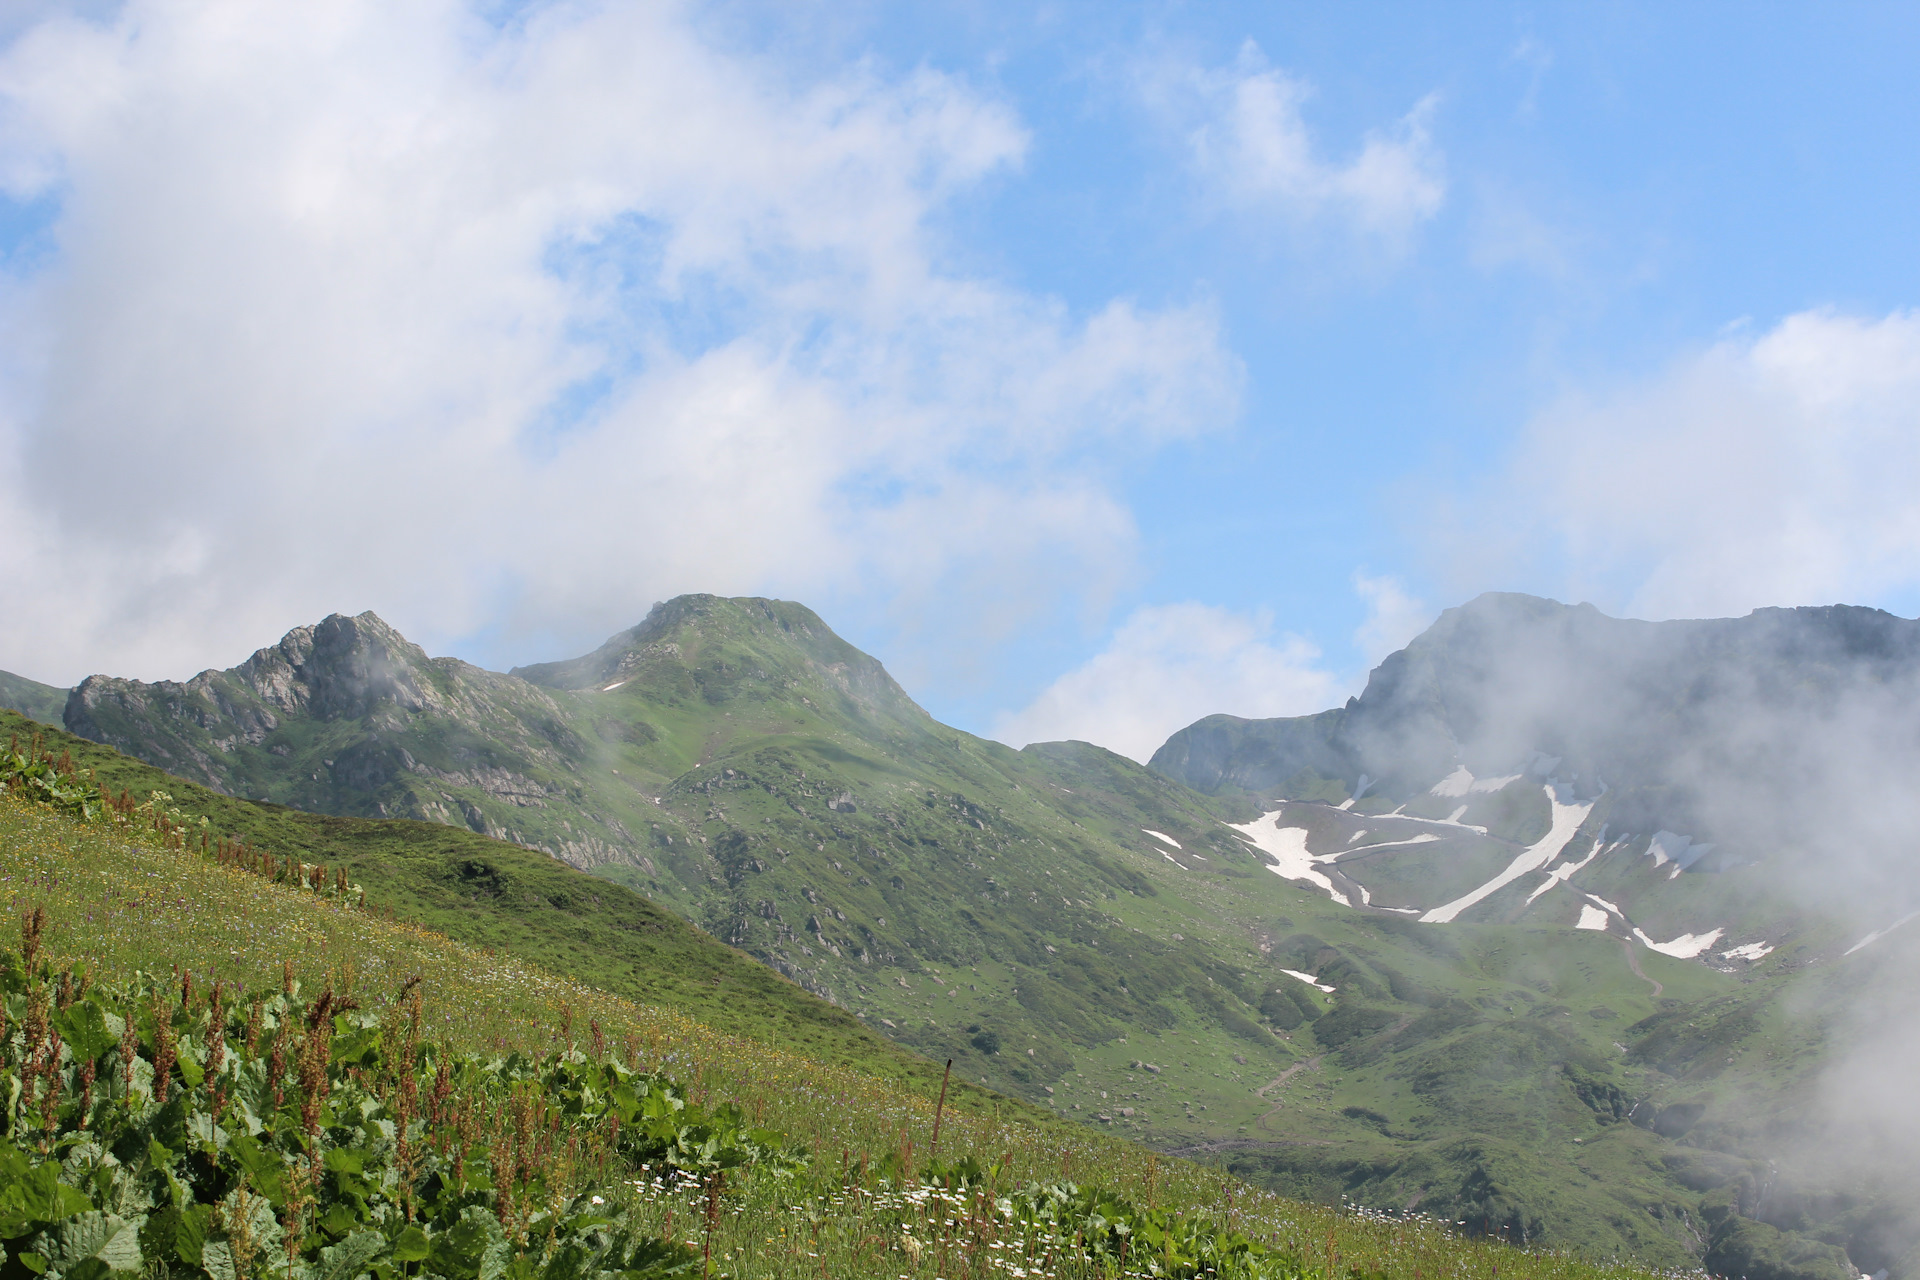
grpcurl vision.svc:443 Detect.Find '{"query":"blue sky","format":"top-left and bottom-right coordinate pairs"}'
top-left (1, 2), bottom-right (1918, 760)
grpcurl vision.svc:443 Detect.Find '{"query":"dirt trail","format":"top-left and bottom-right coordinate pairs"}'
top-left (1620, 938), bottom-right (1663, 998)
top-left (1252, 1054), bottom-right (1324, 1131)
top-left (1255, 1055), bottom-right (1323, 1098)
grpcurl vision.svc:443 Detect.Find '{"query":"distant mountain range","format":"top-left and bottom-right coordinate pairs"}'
top-left (6, 591), bottom-right (1919, 1279)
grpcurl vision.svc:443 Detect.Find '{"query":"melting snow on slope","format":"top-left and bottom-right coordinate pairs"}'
top-left (1143, 830), bottom-right (1182, 849)
top-left (1420, 783), bottom-right (1595, 923)
top-left (1427, 766), bottom-right (1524, 798)
top-left (602, 680), bottom-right (627, 692)
top-left (1527, 824), bottom-right (1613, 903)
top-left (1337, 774), bottom-right (1374, 811)
top-left (1644, 830), bottom-right (1714, 879)
top-left (1576, 904), bottom-right (1611, 931)
top-left (1634, 927), bottom-right (1725, 959)
top-left (1226, 813), bottom-right (1339, 899)
top-left (1844, 911), bottom-right (1920, 956)
top-left (1721, 941), bottom-right (1774, 962)
top-left (1281, 969), bottom-right (1336, 993)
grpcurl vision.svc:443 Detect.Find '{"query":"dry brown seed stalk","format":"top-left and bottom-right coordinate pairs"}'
top-left (151, 991), bottom-right (176, 1106)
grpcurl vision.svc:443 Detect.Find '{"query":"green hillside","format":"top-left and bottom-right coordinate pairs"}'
top-left (0, 707), bottom-right (975, 1097)
top-left (0, 724), bottom-right (1686, 1280)
top-left (37, 599), bottom-right (1915, 1274)
top-left (0, 667), bottom-right (64, 724)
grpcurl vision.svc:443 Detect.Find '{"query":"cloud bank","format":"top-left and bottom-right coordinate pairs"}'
top-left (1481, 308), bottom-right (1920, 621)
top-left (989, 602), bottom-right (1340, 764)
top-left (0, 0), bottom-right (1240, 683)
top-left (1144, 40), bottom-right (1445, 251)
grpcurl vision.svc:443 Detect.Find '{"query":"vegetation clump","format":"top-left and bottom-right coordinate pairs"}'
top-left (0, 906), bottom-right (790, 1278)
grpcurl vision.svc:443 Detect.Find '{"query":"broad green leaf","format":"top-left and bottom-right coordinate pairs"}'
top-left (429, 1208), bottom-right (509, 1280)
top-left (313, 1229), bottom-right (385, 1280)
top-left (30, 1210), bottom-right (145, 1278)
top-left (388, 1227), bottom-right (429, 1264)
top-left (51, 1004), bottom-right (114, 1064)
top-left (221, 1134), bottom-right (286, 1207)
top-left (611, 1237), bottom-right (701, 1278)
top-left (0, 1163), bottom-right (93, 1236)
top-left (200, 1240), bottom-right (237, 1280)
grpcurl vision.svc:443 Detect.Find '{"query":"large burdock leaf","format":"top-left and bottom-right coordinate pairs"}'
top-left (29, 1210), bottom-right (145, 1280)
top-left (429, 1208), bottom-right (510, 1280)
top-left (52, 1002), bottom-right (115, 1063)
top-left (313, 1229), bottom-right (386, 1280)
top-left (0, 1160), bottom-right (93, 1237)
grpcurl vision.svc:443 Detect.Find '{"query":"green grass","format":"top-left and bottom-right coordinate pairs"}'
top-left (0, 739), bottom-right (1690, 1280)
top-left (0, 669), bottom-right (64, 725)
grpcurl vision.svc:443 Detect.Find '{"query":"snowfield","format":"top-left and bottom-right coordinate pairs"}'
top-left (1527, 824), bottom-right (1613, 903)
top-left (1227, 813), bottom-right (1339, 898)
top-left (1636, 927), bottom-right (1724, 959)
top-left (1844, 911), bottom-right (1920, 956)
top-left (1280, 968), bottom-right (1336, 993)
top-left (1427, 765), bottom-right (1523, 798)
top-left (1421, 783), bottom-right (1594, 923)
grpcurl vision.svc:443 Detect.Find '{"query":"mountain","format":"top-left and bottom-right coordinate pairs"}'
top-left (0, 667), bottom-right (65, 724)
top-left (54, 591), bottom-right (1920, 1276)
top-left (59, 596), bottom-right (1296, 1092)
top-left (1150, 591), bottom-right (1920, 1277)
top-left (1150, 592), bottom-right (1920, 941)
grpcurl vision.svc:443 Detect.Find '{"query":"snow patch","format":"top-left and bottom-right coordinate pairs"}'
top-left (1280, 969), bottom-right (1336, 993)
top-left (1633, 927), bottom-right (1725, 959)
top-left (1143, 830), bottom-right (1182, 849)
top-left (1720, 941), bottom-right (1774, 962)
top-left (1645, 830), bottom-right (1713, 873)
top-left (1346, 829), bottom-right (1368, 844)
top-left (1428, 766), bottom-right (1523, 798)
top-left (1421, 784), bottom-right (1594, 923)
top-left (1526, 824), bottom-right (1611, 903)
top-left (1338, 834), bottom-right (1440, 857)
top-left (602, 681), bottom-right (627, 692)
top-left (1159, 851), bottom-right (1184, 869)
top-left (1337, 773), bottom-right (1374, 811)
top-left (1844, 911), bottom-right (1920, 956)
top-left (1576, 905), bottom-right (1611, 931)
top-left (1226, 812), bottom-right (1339, 900)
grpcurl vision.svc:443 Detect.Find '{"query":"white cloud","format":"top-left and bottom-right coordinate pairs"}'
top-left (1353, 573), bottom-right (1433, 666)
top-left (1492, 308), bottom-right (1920, 619)
top-left (0, 1), bottom-right (1241, 683)
top-left (990, 603), bottom-right (1341, 764)
top-left (1152, 41), bottom-right (1444, 249)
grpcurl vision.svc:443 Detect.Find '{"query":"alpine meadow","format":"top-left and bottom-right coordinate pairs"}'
top-left (5, 4), bottom-right (1920, 1280)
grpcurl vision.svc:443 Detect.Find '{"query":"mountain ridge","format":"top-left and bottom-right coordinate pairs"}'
top-left (37, 589), bottom-right (1920, 1275)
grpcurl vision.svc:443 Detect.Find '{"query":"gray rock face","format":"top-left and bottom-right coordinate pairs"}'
top-left (1151, 591), bottom-right (1920, 865)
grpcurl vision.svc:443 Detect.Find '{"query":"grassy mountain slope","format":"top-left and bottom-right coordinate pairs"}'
top-left (0, 707), bottom-right (963, 1093)
top-left (0, 667), bottom-right (64, 724)
top-left (2, 748), bottom-right (1704, 1280)
top-left (40, 600), bottom-right (1907, 1273)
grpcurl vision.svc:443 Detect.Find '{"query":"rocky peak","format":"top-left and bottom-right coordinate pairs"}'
top-left (231, 611), bottom-right (438, 720)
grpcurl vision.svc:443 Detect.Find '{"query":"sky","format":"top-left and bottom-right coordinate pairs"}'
top-left (1, 1), bottom-right (1918, 762)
